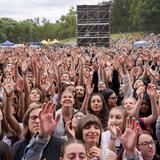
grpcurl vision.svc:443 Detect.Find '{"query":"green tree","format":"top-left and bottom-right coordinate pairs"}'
top-left (110, 0), bottom-right (133, 33)
top-left (130, 0), bottom-right (160, 32)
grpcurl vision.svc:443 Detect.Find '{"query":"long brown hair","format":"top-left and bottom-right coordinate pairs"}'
top-left (0, 141), bottom-right (13, 160)
top-left (22, 104), bottom-right (42, 139)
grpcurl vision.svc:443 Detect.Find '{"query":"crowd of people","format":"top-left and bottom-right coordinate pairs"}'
top-left (0, 34), bottom-right (160, 160)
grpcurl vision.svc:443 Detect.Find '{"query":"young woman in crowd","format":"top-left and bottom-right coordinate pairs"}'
top-left (55, 90), bottom-right (77, 137)
top-left (12, 101), bottom-right (64, 160)
top-left (102, 88), bottom-right (117, 110)
top-left (102, 107), bottom-right (128, 155)
top-left (88, 93), bottom-right (108, 130)
top-left (75, 114), bottom-right (117, 160)
top-left (123, 83), bottom-right (158, 132)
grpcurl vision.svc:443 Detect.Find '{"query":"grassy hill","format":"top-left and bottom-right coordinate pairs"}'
top-left (61, 32), bottom-right (144, 43)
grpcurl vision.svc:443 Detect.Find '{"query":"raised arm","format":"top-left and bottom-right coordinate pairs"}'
top-left (118, 117), bottom-right (140, 160)
top-left (130, 86), bottom-right (145, 118)
top-left (2, 79), bottom-right (22, 137)
top-left (80, 68), bottom-right (94, 113)
top-left (119, 56), bottom-right (133, 98)
top-left (21, 101), bottom-right (62, 160)
top-left (143, 83), bottom-right (158, 126)
top-left (16, 78), bottom-right (25, 121)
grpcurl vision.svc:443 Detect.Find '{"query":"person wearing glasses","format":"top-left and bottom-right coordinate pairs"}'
top-left (137, 131), bottom-right (157, 160)
top-left (12, 101), bottom-right (64, 160)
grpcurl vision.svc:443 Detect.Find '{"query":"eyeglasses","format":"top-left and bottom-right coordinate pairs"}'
top-left (138, 140), bottom-right (157, 147)
top-left (29, 115), bottom-right (39, 122)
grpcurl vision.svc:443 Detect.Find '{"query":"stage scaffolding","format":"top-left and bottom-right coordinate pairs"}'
top-left (77, 4), bottom-right (110, 47)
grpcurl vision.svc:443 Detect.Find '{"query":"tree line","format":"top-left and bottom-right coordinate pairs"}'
top-left (0, 7), bottom-right (76, 43)
top-left (0, 0), bottom-right (160, 43)
top-left (110, 0), bottom-right (160, 33)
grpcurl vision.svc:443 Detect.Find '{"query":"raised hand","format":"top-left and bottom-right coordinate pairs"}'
top-left (119, 55), bottom-right (125, 64)
top-left (16, 78), bottom-right (24, 92)
top-left (117, 117), bottom-right (139, 156)
top-left (39, 101), bottom-right (60, 137)
top-left (136, 86), bottom-right (145, 100)
top-left (147, 83), bottom-right (157, 97)
top-left (21, 57), bottom-right (30, 74)
top-left (108, 123), bottom-right (118, 139)
top-left (89, 146), bottom-right (101, 160)
top-left (1, 78), bottom-right (15, 96)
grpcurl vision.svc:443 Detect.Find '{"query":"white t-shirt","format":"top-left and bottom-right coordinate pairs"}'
top-left (101, 130), bottom-right (121, 155)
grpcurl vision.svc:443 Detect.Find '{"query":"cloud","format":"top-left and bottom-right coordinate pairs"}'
top-left (0, 0), bottom-right (106, 22)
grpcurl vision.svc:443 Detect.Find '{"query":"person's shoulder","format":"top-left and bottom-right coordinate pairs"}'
top-left (49, 134), bottom-right (65, 149)
top-left (0, 141), bottom-right (10, 149)
top-left (51, 134), bottom-right (65, 144)
top-left (12, 138), bottom-right (29, 150)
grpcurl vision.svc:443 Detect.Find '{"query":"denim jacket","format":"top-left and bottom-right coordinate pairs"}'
top-left (21, 134), bottom-right (64, 160)
top-left (22, 134), bottom-right (48, 160)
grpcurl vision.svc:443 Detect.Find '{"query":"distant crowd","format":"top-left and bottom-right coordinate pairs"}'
top-left (0, 34), bottom-right (160, 160)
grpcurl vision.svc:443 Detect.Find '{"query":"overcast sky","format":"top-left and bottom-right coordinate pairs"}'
top-left (0, 0), bottom-right (106, 23)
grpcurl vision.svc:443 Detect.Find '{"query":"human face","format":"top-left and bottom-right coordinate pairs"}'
top-left (108, 93), bottom-right (117, 108)
top-left (28, 108), bottom-right (42, 135)
top-left (136, 57), bottom-right (143, 66)
top-left (108, 109), bottom-right (125, 130)
top-left (137, 48), bottom-right (143, 55)
top-left (138, 134), bottom-right (156, 159)
top-left (62, 143), bottom-right (87, 160)
top-left (72, 112), bottom-right (85, 128)
top-left (29, 89), bottom-right (40, 102)
top-left (4, 67), bottom-right (14, 78)
top-left (90, 95), bottom-right (103, 112)
top-left (75, 86), bottom-right (85, 98)
top-left (133, 79), bottom-right (144, 89)
top-left (61, 74), bottom-right (70, 83)
top-left (83, 124), bottom-right (101, 146)
top-left (140, 99), bottom-right (150, 113)
top-left (98, 81), bottom-right (106, 92)
top-left (60, 91), bottom-right (74, 108)
top-left (123, 98), bottom-right (136, 115)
